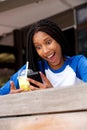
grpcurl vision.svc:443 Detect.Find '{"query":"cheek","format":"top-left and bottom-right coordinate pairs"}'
top-left (36, 50), bottom-right (43, 57)
top-left (56, 45), bottom-right (62, 53)
top-left (51, 41), bottom-right (59, 49)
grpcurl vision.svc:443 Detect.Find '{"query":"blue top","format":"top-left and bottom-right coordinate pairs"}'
top-left (0, 55), bottom-right (87, 95)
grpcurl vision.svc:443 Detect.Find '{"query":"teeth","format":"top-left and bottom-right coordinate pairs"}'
top-left (47, 53), bottom-right (54, 58)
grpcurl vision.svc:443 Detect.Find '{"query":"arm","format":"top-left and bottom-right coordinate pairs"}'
top-left (0, 65), bottom-right (26, 95)
top-left (0, 71), bottom-right (19, 95)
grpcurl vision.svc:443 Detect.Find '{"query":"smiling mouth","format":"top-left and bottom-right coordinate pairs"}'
top-left (47, 53), bottom-right (55, 59)
top-left (47, 52), bottom-right (56, 62)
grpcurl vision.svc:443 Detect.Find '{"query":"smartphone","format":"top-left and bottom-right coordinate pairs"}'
top-left (27, 71), bottom-right (42, 87)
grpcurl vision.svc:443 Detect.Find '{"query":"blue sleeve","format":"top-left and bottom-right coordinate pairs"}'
top-left (77, 55), bottom-right (87, 82)
top-left (0, 65), bottom-right (26, 95)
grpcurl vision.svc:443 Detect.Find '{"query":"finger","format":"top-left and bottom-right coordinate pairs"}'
top-left (39, 72), bottom-right (51, 84)
top-left (30, 85), bottom-right (39, 91)
top-left (27, 78), bottom-right (44, 89)
top-left (10, 81), bottom-right (16, 90)
top-left (10, 81), bottom-right (24, 94)
top-left (15, 89), bottom-right (24, 93)
top-left (10, 89), bottom-right (24, 94)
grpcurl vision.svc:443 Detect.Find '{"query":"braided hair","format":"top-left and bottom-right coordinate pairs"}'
top-left (26, 19), bottom-right (70, 71)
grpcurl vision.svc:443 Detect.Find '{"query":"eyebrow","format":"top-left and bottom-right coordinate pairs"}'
top-left (33, 35), bottom-right (52, 45)
top-left (43, 36), bottom-right (51, 41)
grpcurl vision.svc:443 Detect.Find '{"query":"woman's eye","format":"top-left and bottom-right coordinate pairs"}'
top-left (46, 40), bottom-right (52, 44)
top-left (35, 46), bottom-right (41, 50)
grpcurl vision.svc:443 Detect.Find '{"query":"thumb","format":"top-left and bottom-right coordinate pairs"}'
top-left (10, 81), bottom-right (16, 90)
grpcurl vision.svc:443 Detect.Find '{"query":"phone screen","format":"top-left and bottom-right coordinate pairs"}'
top-left (27, 71), bottom-right (42, 87)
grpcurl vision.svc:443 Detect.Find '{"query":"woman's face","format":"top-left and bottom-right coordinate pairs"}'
top-left (33, 31), bottom-right (64, 70)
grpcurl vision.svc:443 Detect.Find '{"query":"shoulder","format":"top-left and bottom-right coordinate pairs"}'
top-left (66, 55), bottom-right (86, 63)
top-left (72, 55), bottom-right (87, 63)
top-left (65, 55), bottom-right (87, 70)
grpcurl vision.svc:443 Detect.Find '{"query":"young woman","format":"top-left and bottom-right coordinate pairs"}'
top-left (0, 19), bottom-right (87, 95)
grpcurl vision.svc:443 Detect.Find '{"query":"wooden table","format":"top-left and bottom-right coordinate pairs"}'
top-left (0, 83), bottom-right (87, 130)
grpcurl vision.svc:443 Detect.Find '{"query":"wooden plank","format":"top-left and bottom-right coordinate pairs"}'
top-left (0, 112), bottom-right (87, 130)
top-left (0, 83), bottom-right (87, 117)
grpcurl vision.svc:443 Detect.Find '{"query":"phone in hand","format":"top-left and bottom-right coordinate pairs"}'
top-left (27, 71), bottom-right (42, 87)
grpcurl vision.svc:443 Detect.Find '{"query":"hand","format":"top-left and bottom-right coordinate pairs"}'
top-left (27, 72), bottom-right (53, 91)
top-left (10, 81), bottom-right (24, 94)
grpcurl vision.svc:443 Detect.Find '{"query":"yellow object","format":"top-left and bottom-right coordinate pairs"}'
top-left (18, 76), bottom-right (30, 91)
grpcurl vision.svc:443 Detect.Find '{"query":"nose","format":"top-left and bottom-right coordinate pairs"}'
top-left (43, 46), bottom-right (49, 54)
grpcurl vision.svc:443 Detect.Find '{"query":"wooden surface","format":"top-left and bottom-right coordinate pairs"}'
top-left (0, 112), bottom-right (87, 130)
top-left (0, 83), bottom-right (87, 116)
top-left (0, 83), bottom-right (87, 130)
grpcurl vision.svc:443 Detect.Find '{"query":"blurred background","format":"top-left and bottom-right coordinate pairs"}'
top-left (0, 0), bottom-right (87, 87)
